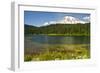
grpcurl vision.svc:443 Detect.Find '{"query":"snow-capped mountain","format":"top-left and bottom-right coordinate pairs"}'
top-left (57, 16), bottom-right (86, 24)
top-left (43, 16), bottom-right (87, 26)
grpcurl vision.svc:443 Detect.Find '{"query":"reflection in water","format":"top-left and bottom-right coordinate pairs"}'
top-left (32, 35), bottom-right (90, 44)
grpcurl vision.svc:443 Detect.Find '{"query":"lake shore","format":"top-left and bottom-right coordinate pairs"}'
top-left (24, 44), bottom-right (90, 61)
top-left (25, 34), bottom-right (90, 37)
top-left (24, 34), bottom-right (90, 61)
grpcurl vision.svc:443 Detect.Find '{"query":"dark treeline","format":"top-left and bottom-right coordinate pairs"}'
top-left (25, 23), bottom-right (90, 36)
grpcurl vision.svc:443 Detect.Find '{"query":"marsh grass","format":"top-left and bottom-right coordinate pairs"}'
top-left (24, 44), bottom-right (90, 61)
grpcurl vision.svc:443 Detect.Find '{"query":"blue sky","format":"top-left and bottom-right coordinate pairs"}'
top-left (24, 11), bottom-right (90, 27)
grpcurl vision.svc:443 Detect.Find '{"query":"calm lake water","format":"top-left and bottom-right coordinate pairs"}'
top-left (32, 35), bottom-right (90, 44)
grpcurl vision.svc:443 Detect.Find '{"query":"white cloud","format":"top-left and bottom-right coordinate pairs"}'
top-left (42, 21), bottom-right (56, 26)
top-left (43, 22), bottom-right (49, 26)
top-left (49, 21), bottom-right (56, 24)
top-left (83, 16), bottom-right (90, 21)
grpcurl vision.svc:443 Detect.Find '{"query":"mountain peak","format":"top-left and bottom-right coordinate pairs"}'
top-left (56, 16), bottom-right (86, 24)
top-left (43, 16), bottom-right (87, 26)
top-left (63, 16), bottom-right (86, 24)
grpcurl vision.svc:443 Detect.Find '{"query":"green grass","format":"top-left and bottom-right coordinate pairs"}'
top-left (25, 34), bottom-right (90, 37)
top-left (24, 44), bottom-right (90, 61)
top-left (47, 34), bottom-right (90, 36)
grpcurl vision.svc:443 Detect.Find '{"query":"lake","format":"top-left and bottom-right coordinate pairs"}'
top-left (32, 35), bottom-right (90, 44)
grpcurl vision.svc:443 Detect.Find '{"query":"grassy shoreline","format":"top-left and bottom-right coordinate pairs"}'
top-left (47, 34), bottom-right (90, 36)
top-left (24, 44), bottom-right (90, 61)
top-left (25, 34), bottom-right (90, 37)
